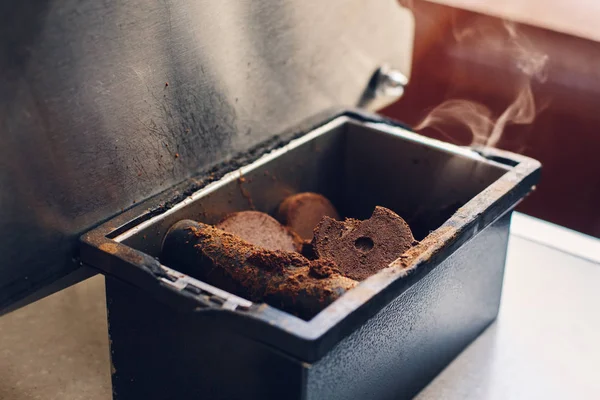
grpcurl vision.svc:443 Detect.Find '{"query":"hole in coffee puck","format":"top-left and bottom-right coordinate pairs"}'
top-left (354, 236), bottom-right (374, 252)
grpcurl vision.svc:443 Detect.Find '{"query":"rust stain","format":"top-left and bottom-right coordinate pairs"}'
top-left (100, 241), bottom-right (144, 264)
top-left (99, 242), bottom-right (119, 255)
top-left (389, 225), bottom-right (458, 270)
top-left (237, 176), bottom-right (256, 210)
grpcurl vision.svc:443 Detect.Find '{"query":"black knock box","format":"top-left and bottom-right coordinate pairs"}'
top-left (81, 112), bottom-right (540, 400)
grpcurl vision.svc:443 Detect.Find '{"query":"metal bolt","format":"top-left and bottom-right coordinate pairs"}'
top-left (375, 65), bottom-right (408, 98)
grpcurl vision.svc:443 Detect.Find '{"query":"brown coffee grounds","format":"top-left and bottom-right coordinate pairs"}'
top-left (308, 258), bottom-right (341, 279)
top-left (247, 249), bottom-right (309, 272)
top-left (162, 220), bottom-right (357, 319)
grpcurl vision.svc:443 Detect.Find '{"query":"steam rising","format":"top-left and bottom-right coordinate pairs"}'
top-left (415, 20), bottom-right (548, 148)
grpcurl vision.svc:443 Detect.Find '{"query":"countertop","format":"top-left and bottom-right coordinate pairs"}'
top-left (416, 213), bottom-right (600, 399)
top-left (1, 212), bottom-right (598, 399)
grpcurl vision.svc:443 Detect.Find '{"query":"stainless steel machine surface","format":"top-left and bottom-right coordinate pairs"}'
top-left (0, 0), bottom-right (414, 311)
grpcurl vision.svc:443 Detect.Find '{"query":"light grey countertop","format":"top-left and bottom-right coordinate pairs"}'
top-left (417, 213), bottom-right (600, 399)
top-left (1, 212), bottom-right (598, 399)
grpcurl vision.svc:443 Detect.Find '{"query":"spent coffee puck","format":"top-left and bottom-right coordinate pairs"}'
top-left (217, 211), bottom-right (301, 252)
top-left (277, 192), bottom-right (340, 241)
top-left (312, 206), bottom-right (415, 280)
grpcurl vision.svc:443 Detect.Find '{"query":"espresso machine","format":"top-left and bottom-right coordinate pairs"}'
top-left (0, 1), bottom-right (540, 399)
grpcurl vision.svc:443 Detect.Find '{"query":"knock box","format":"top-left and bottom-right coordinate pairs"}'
top-left (81, 112), bottom-right (540, 399)
top-left (0, 1), bottom-right (540, 399)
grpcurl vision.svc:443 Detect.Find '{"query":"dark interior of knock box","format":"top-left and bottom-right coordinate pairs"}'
top-left (119, 119), bottom-right (508, 316)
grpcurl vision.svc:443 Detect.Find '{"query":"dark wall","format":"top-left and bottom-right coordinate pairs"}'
top-left (384, 1), bottom-right (600, 238)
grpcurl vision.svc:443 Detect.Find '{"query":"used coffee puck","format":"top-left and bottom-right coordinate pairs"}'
top-left (217, 211), bottom-right (301, 252)
top-left (277, 192), bottom-right (340, 241)
top-left (312, 206), bottom-right (415, 280)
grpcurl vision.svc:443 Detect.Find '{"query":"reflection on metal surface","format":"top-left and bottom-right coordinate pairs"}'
top-left (358, 64), bottom-right (410, 109)
top-left (375, 65), bottom-right (409, 97)
top-left (0, 0), bottom-right (414, 311)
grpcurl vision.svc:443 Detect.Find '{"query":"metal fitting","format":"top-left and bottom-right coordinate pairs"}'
top-left (374, 65), bottom-right (408, 98)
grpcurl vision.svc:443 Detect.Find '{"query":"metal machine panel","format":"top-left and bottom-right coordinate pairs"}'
top-left (0, 1), bottom-right (414, 312)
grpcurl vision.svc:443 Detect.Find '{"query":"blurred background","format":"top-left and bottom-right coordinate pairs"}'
top-left (384, 0), bottom-right (600, 238)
